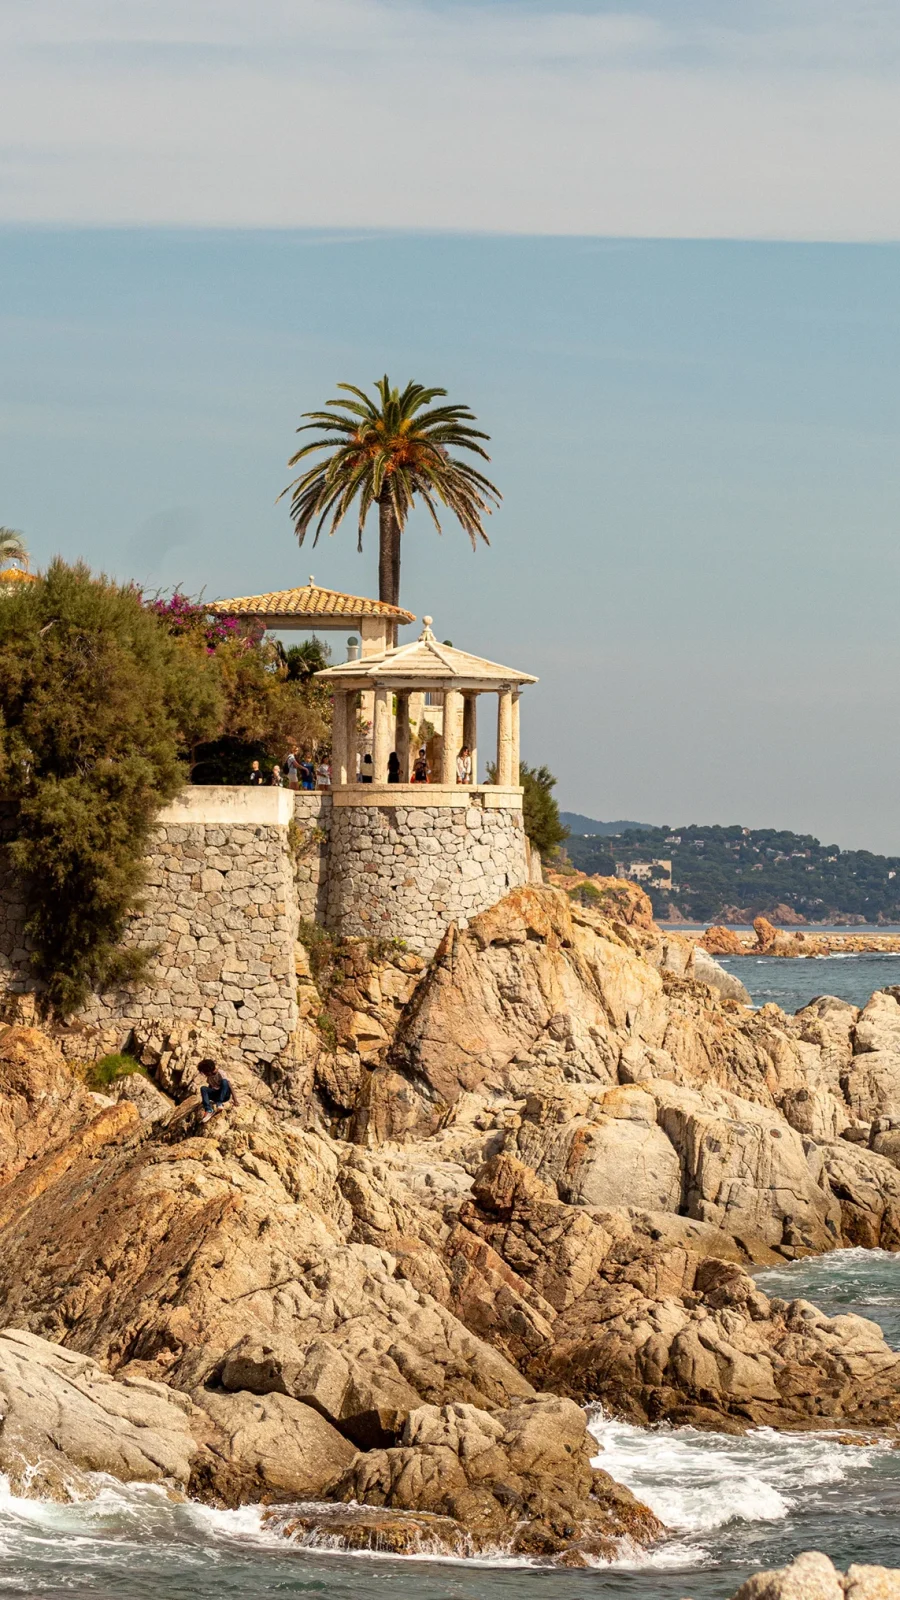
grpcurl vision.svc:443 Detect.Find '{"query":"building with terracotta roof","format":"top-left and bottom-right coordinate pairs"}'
top-left (0, 567), bottom-right (38, 592)
top-left (207, 579), bottom-right (414, 656)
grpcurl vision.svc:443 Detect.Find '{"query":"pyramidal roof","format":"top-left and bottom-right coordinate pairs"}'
top-left (207, 580), bottom-right (414, 624)
top-left (317, 617), bottom-right (537, 688)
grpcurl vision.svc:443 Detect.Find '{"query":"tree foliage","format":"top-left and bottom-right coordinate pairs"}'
top-left (565, 821), bottom-right (900, 923)
top-left (149, 594), bottom-right (331, 782)
top-left (0, 561), bottom-right (222, 1011)
top-left (0, 527), bottom-right (29, 570)
top-left (520, 762), bottom-right (569, 858)
top-left (488, 758), bottom-right (569, 858)
top-left (281, 376), bottom-right (501, 607)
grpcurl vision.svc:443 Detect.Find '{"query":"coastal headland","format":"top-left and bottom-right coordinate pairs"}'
top-left (4, 879), bottom-right (900, 1569)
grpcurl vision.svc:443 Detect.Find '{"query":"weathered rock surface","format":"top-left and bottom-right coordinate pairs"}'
top-left (0, 1326), bottom-right (201, 1498)
top-left (700, 926), bottom-right (747, 956)
top-left (691, 945), bottom-right (752, 1004)
top-left (332, 1395), bottom-right (663, 1563)
top-left (723, 1552), bottom-right (900, 1600)
top-left (7, 883), bottom-right (900, 1549)
top-left (450, 1153), bottom-right (900, 1432)
top-left (195, 1387), bottom-right (355, 1504)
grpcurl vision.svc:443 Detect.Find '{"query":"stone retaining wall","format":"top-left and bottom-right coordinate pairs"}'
top-left (79, 812), bottom-right (299, 1067)
top-left (0, 784), bottom-right (527, 1064)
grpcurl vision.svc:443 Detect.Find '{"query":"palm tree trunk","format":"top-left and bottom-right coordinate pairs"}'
top-left (377, 494), bottom-right (396, 605)
top-left (378, 493), bottom-right (402, 643)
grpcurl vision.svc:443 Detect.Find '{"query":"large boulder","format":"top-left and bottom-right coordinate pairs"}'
top-left (195, 1388), bottom-right (355, 1505)
top-left (332, 1395), bottom-right (663, 1564)
top-left (0, 1327), bottom-right (201, 1498)
top-left (853, 991), bottom-right (900, 1055)
top-left (650, 1079), bottom-right (842, 1253)
top-left (513, 1085), bottom-right (683, 1213)
top-left (728, 1552), bottom-right (900, 1600)
top-left (691, 946), bottom-right (751, 1005)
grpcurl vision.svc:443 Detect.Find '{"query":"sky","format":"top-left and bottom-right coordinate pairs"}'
top-left (2, 2), bottom-right (900, 852)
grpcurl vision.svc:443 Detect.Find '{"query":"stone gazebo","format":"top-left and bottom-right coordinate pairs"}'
top-left (313, 617), bottom-right (538, 952)
top-left (319, 616), bottom-right (536, 789)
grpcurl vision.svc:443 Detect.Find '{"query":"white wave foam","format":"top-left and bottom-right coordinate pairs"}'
top-left (588, 1411), bottom-right (889, 1541)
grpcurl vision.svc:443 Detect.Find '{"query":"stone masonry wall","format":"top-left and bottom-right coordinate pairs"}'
top-left (0, 786), bottom-right (527, 1065)
top-left (78, 816), bottom-right (299, 1067)
top-left (325, 796), bottom-right (528, 955)
top-left (291, 792), bottom-right (332, 923)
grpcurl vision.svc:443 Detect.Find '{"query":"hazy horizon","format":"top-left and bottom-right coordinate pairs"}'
top-left (3, 3), bottom-right (900, 854)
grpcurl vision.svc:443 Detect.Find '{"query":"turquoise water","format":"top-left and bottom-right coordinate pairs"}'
top-left (2, 1249), bottom-right (900, 1598)
top-left (718, 951), bottom-right (900, 1012)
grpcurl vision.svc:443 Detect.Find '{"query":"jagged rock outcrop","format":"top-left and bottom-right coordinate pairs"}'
top-left (330, 1395), bottom-right (662, 1564)
top-left (445, 1152), bottom-right (900, 1433)
top-left (6, 879), bottom-right (900, 1547)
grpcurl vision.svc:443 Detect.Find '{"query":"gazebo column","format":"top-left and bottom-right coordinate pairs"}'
top-left (496, 687), bottom-right (514, 785)
top-left (395, 691), bottom-right (411, 781)
top-left (373, 685), bottom-right (392, 783)
top-left (442, 688), bottom-right (464, 784)
top-left (511, 692), bottom-right (521, 786)
top-left (463, 693), bottom-right (478, 783)
top-left (331, 691), bottom-right (350, 787)
top-left (408, 691), bottom-right (425, 747)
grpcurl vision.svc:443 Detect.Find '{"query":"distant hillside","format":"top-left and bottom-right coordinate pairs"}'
top-left (564, 821), bottom-right (900, 925)
top-left (560, 813), bottom-right (653, 837)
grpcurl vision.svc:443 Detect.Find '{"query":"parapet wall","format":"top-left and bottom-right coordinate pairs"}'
top-left (0, 784), bottom-right (528, 1067)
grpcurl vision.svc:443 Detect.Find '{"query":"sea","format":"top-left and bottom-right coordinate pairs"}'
top-left (4, 953), bottom-right (900, 1597)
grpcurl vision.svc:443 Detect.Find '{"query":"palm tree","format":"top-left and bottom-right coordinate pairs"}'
top-left (0, 527), bottom-right (28, 570)
top-left (281, 377), bottom-right (501, 611)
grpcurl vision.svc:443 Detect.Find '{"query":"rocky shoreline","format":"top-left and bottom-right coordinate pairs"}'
top-left (3, 883), bottom-right (900, 1564)
top-left (701, 917), bottom-right (900, 958)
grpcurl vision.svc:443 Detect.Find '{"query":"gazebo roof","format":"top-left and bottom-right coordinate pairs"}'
top-left (316, 617), bottom-right (537, 691)
top-left (207, 580), bottom-right (414, 628)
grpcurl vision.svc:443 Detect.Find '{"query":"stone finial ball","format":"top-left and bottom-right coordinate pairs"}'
top-left (423, 615), bottom-right (433, 626)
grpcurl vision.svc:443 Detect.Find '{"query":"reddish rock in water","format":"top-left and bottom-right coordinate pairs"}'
top-left (700, 925), bottom-right (746, 956)
top-left (754, 916), bottom-right (779, 952)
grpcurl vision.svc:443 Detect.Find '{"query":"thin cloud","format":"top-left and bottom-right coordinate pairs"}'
top-left (1, 0), bottom-right (899, 236)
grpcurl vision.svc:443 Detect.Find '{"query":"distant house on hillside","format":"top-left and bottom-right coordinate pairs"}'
top-left (615, 858), bottom-right (673, 891)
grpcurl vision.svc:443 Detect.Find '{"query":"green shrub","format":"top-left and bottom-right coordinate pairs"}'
top-left (487, 758), bottom-right (569, 857)
top-left (84, 1052), bottom-right (147, 1091)
top-left (0, 560), bottom-right (221, 1012)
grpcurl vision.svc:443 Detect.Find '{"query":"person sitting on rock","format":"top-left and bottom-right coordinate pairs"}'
top-left (198, 1059), bottom-right (238, 1122)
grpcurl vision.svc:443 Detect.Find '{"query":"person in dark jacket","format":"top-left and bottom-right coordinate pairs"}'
top-left (198, 1059), bottom-right (238, 1122)
top-left (387, 751), bottom-right (401, 783)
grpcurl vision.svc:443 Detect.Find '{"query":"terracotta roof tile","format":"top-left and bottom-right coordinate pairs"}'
top-left (0, 568), bottom-right (38, 585)
top-left (207, 584), bottom-right (414, 623)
